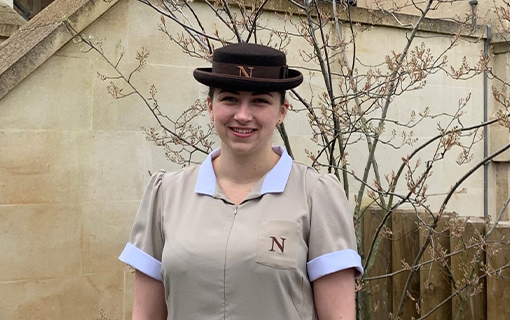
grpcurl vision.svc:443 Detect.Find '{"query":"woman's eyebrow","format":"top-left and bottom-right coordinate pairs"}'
top-left (218, 89), bottom-right (239, 95)
top-left (252, 92), bottom-right (273, 97)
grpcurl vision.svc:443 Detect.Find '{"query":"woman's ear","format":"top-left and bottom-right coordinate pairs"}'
top-left (207, 96), bottom-right (214, 121)
top-left (279, 100), bottom-right (290, 123)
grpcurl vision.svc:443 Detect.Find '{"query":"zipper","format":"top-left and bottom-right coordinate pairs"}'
top-left (223, 205), bottom-right (238, 319)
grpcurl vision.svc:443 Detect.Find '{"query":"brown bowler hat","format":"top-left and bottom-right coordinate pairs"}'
top-left (193, 43), bottom-right (303, 92)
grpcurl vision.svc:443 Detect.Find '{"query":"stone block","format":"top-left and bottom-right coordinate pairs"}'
top-left (286, 135), bottom-right (320, 165)
top-left (0, 130), bottom-right (84, 204)
top-left (492, 48), bottom-right (510, 82)
top-left (0, 55), bottom-right (92, 130)
top-left (56, 0), bottom-right (129, 61)
top-left (0, 204), bottom-right (81, 281)
top-left (0, 272), bottom-right (124, 320)
top-left (412, 144), bottom-right (484, 215)
top-left (79, 131), bottom-right (147, 202)
top-left (127, 0), bottom-right (199, 67)
top-left (412, 84), bottom-right (483, 139)
top-left (91, 60), bottom-right (151, 131)
top-left (354, 26), bottom-right (408, 65)
top-left (91, 60), bottom-right (202, 131)
top-left (280, 107), bottom-right (312, 139)
top-left (478, 0), bottom-right (504, 26)
top-left (490, 115), bottom-right (510, 162)
top-left (81, 200), bottom-right (139, 274)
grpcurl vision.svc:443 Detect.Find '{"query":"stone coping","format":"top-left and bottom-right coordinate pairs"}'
top-left (492, 32), bottom-right (510, 54)
top-left (0, 0), bottom-right (501, 100)
top-left (250, 0), bottom-right (487, 38)
top-left (0, 2), bottom-right (26, 38)
top-left (0, 0), bottom-right (120, 99)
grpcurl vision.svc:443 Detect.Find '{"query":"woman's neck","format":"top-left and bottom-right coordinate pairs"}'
top-left (213, 146), bottom-right (280, 185)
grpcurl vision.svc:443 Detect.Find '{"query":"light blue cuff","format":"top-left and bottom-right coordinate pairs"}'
top-left (307, 249), bottom-right (364, 281)
top-left (119, 242), bottom-right (163, 281)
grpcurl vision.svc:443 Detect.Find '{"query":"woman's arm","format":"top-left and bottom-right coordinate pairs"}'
top-left (132, 270), bottom-right (168, 320)
top-left (313, 268), bottom-right (356, 320)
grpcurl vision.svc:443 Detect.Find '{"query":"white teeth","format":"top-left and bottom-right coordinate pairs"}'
top-left (233, 128), bottom-right (253, 134)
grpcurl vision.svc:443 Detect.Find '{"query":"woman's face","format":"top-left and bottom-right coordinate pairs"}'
top-left (208, 89), bottom-right (288, 158)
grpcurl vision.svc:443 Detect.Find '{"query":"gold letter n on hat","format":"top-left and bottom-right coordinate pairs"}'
top-left (238, 66), bottom-right (254, 78)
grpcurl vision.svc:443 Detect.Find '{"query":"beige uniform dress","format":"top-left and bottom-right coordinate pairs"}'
top-left (120, 146), bottom-right (363, 320)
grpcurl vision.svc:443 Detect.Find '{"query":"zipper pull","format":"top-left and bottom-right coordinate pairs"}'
top-left (234, 206), bottom-right (238, 215)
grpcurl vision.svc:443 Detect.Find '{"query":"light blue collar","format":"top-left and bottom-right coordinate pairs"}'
top-left (195, 146), bottom-right (292, 196)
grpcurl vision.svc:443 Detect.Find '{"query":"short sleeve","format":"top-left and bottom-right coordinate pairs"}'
top-left (119, 171), bottom-right (166, 281)
top-left (306, 173), bottom-right (363, 281)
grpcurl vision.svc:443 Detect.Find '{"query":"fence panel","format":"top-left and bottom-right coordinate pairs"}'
top-left (419, 213), bottom-right (452, 320)
top-left (391, 211), bottom-right (420, 319)
top-left (363, 208), bottom-right (392, 318)
top-left (363, 210), bottom-right (510, 320)
top-left (487, 221), bottom-right (510, 320)
top-left (450, 218), bottom-right (486, 320)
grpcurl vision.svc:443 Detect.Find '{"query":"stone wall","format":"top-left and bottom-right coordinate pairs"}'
top-left (0, 1), bottom-right (176, 319)
top-left (0, 0), bottom-right (504, 318)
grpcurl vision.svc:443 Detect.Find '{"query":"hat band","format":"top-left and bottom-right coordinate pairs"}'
top-left (212, 61), bottom-right (288, 80)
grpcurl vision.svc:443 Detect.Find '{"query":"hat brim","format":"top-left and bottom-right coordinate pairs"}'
top-left (193, 68), bottom-right (303, 92)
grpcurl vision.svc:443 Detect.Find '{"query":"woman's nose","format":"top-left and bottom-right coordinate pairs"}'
top-left (234, 102), bottom-right (253, 122)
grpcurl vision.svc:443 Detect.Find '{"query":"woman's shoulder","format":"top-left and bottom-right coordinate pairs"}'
top-left (289, 161), bottom-right (343, 192)
top-left (149, 165), bottom-right (202, 188)
top-left (290, 160), bottom-right (322, 181)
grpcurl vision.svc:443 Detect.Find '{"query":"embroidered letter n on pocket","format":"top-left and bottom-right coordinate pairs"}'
top-left (256, 220), bottom-right (300, 269)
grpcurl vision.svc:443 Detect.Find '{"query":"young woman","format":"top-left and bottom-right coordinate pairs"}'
top-left (120, 43), bottom-right (363, 320)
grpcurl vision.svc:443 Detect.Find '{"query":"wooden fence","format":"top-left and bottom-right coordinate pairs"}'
top-left (361, 208), bottom-right (510, 320)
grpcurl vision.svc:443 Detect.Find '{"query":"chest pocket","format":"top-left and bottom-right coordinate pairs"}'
top-left (256, 220), bottom-right (301, 269)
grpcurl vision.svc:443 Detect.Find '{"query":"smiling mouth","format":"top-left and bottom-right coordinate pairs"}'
top-left (231, 128), bottom-right (255, 134)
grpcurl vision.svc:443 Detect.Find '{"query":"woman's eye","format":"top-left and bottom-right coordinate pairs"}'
top-left (253, 98), bottom-right (269, 104)
top-left (221, 96), bottom-right (236, 102)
